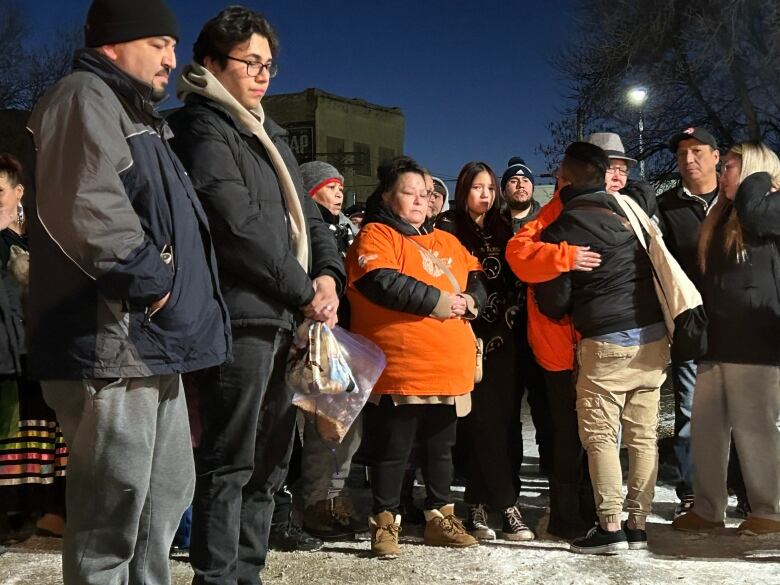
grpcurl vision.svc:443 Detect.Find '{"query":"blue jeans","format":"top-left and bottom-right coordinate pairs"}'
top-left (672, 359), bottom-right (696, 498)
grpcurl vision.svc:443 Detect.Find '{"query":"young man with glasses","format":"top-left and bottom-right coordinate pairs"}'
top-left (168, 6), bottom-right (345, 584)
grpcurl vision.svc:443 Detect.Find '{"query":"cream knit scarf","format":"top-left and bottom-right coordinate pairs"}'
top-left (177, 63), bottom-right (309, 269)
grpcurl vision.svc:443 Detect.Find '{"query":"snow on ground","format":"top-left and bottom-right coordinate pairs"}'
top-left (2, 395), bottom-right (778, 585)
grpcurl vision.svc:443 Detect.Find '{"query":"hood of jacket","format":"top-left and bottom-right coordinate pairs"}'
top-left (363, 192), bottom-right (434, 236)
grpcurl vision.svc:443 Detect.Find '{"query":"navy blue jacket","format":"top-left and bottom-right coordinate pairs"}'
top-left (26, 50), bottom-right (231, 379)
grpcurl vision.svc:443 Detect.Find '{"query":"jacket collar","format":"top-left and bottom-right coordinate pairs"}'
top-left (183, 93), bottom-right (288, 141)
top-left (363, 193), bottom-right (434, 236)
top-left (73, 49), bottom-right (166, 122)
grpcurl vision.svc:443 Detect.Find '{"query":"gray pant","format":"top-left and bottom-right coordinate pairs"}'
top-left (299, 414), bottom-right (363, 507)
top-left (691, 362), bottom-right (780, 522)
top-left (42, 375), bottom-right (195, 585)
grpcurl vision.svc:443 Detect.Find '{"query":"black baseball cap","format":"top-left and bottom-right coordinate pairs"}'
top-left (669, 127), bottom-right (718, 153)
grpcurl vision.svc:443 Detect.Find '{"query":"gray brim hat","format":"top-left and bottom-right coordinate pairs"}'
top-left (587, 132), bottom-right (637, 166)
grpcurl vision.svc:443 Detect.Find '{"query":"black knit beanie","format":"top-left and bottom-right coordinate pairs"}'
top-left (501, 157), bottom-right (536, 192)
top-left (85, 0), bottom-right (180, 47)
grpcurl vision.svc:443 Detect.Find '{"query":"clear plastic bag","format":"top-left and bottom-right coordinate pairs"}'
top-left (289, 322), bottom-right (386, 442)
top-left (287, 321), bottom-right (355, 394)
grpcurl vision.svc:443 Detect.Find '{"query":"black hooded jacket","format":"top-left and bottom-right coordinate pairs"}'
top-left (535, 186), bottom-right (664, 338)
top-left (701, 172), bottom-right (780, 365)
top-left (435, 209), bottom-right (518, 349)
top-left (353, 194), bottom-right (487, 316)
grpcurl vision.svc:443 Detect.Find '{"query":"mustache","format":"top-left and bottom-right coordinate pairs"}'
top-left (156, 66), bottom-right (172, 77)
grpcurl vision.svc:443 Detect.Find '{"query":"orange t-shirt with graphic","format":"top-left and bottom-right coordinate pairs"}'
top-left (346, 223), bottom-right (481, 396)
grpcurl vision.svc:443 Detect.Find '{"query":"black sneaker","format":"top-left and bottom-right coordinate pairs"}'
top-left (674, 493), bottom-right (694, 518)
top-left (621, 521), bottom-right (647, 550)
top-left (570, 525), bottom-right (628, 555)
top-left (268, 523), bottom-right (323, 552)
top-left (502, 506), bottom-right (535, 541)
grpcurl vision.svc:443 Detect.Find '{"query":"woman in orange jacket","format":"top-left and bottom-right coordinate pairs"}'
top-left (346, 156), bottom-right (487, 559)
top-left (505, 186), bottom-right (601, 539)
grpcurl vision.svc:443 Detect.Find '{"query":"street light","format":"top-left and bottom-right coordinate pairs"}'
top-left (627, 87), bottom-right (648, 179)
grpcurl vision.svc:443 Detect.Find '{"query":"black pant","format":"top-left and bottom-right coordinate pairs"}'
top-left (366, 396), bottom-right (457, 515)
top-left (462, 345), bottom-right (522, 509)
top-left (189, 327), bottom-right (297, 585)
top-left (517, 333), bottom-right (554, 474)
top-left (544, 370), bottom-right (597, 537)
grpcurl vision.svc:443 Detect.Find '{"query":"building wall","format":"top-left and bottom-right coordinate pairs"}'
top-left (263, 89), bottom-right (404, 204)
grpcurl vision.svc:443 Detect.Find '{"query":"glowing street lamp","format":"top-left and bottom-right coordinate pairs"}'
top-left (627, 87), bottom-right (648, 179)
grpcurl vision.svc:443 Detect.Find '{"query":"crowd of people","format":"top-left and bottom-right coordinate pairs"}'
top-left (0, 0), bottom-right (778, 583)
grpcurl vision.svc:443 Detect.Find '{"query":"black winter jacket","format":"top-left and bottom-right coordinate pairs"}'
top-left (168, 95), bottom-right (345, 330)
top-left (701, 173), bottom-right (780, 365)
top-left (0, 230), bottom-right (25, 375)
top-left (354, 194), bottom-right (487, 316)
top-left (536, 186), bottom-right (664, 338)
top-left (27, 50), bottom-right (231, 379)
top-left (657, 182), bottom-right (718, 288)
top-left (435, 209), bottom-right (517, 353)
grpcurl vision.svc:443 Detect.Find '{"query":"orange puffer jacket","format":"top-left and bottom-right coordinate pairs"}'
top-left (505, 192), bottom-right (579, 372)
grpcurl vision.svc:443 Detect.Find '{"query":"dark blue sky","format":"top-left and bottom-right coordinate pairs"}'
top-left (24, 0), bottom-right (577, 184)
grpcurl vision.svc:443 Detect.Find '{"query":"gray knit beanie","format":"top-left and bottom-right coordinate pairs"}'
top-left (300, 161), bottom-right (344, 195)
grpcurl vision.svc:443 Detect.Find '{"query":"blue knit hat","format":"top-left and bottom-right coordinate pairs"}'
top-left (501, 157), bottom-right (535, 192)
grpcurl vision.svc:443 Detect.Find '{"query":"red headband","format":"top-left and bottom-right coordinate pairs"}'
top-left (308, 177), bottom-right (344, 196)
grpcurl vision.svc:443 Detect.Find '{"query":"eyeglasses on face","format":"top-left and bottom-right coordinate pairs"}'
top-left (224, 55), bottom-right (278, 78)
top-left (606, 166), bottom-right (629, 177)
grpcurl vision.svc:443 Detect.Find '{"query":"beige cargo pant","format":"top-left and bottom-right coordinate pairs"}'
top-left (575, 336), bottom-right (670, 524)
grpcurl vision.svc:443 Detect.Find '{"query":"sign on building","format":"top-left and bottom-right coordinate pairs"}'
top-left (283, 123), bottom-right (315, 163)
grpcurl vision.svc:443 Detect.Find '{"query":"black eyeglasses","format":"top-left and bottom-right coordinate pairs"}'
top-left (224, 55), bottom-right (278, 78)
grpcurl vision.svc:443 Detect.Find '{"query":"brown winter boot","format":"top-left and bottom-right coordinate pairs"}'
top-left (423, 504), bottom-right (479, 548)
top-left (303, 496), bottom-right (362, 539)
top-left (672, 511), bottom-right (725, 532)
top-left (737, 516), bottom-right (780, 535)
top-left (369, 511), bottom-right (401, 559)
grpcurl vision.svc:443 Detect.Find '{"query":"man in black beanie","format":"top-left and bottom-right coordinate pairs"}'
top-left (534, 143), bottom-right (668, 554)
top-left (501, 157), bottom-right (541, 232)
top-left (26, 1), bottom-right (232, 583)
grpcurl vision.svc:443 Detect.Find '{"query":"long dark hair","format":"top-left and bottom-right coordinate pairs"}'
top-left (453, 161), bottom-right (510, 236)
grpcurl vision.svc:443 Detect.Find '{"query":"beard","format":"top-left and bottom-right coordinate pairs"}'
top-left (507, 198), bottom-right (533, 211)
top-left (151, 67), bottom-right (171, 102)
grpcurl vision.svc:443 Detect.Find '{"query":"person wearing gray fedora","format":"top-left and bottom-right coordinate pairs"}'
top-left (587, 133), bottom-right (658, 217)
top-left (587, 133), bottom-right (636, 194)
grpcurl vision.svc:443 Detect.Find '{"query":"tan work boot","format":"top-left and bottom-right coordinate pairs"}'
top-left (737, 516), bottom-right (780, 535)
top-left (423, 504), bottom-right (479, 548)
top-left (369, 511), bottom-right (401, 559)
top-left (672, 511), bottom-right (725, 532)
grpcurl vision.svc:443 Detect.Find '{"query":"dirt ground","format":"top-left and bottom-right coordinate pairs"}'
top-left (2, 393), bottom-right (779, 585)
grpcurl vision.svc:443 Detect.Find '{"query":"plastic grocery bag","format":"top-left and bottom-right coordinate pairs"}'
top-left (288, 321), bottom-right (386, 442)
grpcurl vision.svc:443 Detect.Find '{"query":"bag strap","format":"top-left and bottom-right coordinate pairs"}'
top-left (405, 237), bottom-right (462, 294)
top-left (611, 194), bottom-right (665, 252)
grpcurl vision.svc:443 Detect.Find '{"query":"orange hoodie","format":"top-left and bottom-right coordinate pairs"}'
top-left (505, 192), bottom-right (579, 372)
